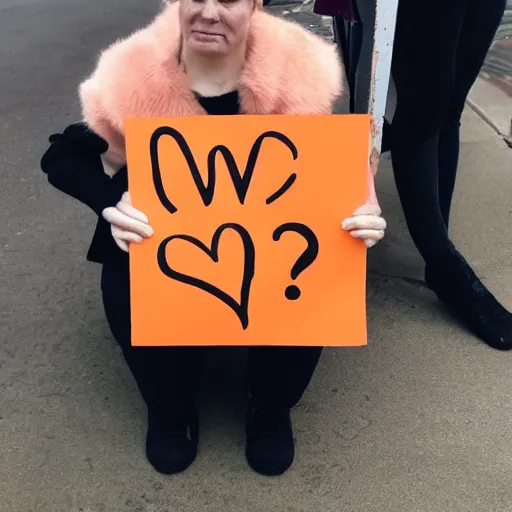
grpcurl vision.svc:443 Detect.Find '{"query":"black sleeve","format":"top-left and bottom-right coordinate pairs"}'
top-left (40, 122), bottom-right (127, 216)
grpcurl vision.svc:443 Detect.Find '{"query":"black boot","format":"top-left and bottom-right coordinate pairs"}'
top-left (245, 404), bottom-right (294, 476)
top-left (425, 246), bottom-right (512, 351)
top-left (146, 407), bottom-right (199, 474)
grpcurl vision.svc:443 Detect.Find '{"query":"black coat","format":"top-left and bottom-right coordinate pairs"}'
top-left (40, 122), bottom-right (127, 263)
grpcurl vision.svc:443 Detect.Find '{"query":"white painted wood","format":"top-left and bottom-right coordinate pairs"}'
top-left (367, 0), bottom-right (398, 151)
top-left (352, 0), bottom-right (398, 159)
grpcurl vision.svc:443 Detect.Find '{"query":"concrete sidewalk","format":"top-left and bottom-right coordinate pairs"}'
top-left (1, 1), bottom-right (512, 511)
top-left (3, 108), bottom-right (511, 512)
top-left (469, 0), bottom-right (512, 146)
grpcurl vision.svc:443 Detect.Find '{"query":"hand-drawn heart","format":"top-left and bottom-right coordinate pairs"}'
top-left (157, 223), bottom-right (255, 330)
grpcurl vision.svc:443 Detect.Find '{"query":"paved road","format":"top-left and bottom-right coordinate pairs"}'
top-left (1, 1), bottom-right (512, 511)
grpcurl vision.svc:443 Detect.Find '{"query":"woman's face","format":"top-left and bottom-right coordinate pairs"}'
top-left (180, 0), bottom-right (253, 56)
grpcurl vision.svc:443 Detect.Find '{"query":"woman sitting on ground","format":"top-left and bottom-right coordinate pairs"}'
top-left (40, 0), bottom-right (386, 476)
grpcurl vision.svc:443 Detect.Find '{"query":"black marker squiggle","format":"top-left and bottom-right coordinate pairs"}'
top-left (150, 127), bottom-right (299, 213)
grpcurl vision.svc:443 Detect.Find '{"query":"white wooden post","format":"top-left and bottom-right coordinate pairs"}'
top-left (353, 0), bottom-right (399, 166)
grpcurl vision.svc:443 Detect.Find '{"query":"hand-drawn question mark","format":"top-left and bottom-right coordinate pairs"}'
top-left (272, 223), bottom-right (319, 300)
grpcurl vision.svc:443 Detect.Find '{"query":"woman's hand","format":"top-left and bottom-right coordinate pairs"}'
top-left (342, 203), bottom-right (386, 249)
top-left (102, 192), bottom-right (153, 252)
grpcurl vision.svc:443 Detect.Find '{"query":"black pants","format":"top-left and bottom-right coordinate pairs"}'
top-left (389, 0), bottom-right (506, 262)
top-left (100, 254), bottom-right (323, 414)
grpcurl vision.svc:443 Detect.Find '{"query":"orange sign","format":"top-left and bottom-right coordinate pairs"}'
top-left (125, 115), bottom-right (370, 347)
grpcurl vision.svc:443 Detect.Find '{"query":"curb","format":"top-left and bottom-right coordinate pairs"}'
top-left (467, 75), bottom-right (512, 148)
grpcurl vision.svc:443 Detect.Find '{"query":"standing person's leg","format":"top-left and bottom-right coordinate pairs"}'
top-left (437, 0), bottom-right (507, 228)
top-left (389, 0), bottom-right (466, 258)
top-left (244, 345), bottom-right (323, 476)
top-left (100, 252), bottom-right (203, 474)
top-left (389, 0), bottom-right (512, 350)
top-left (426, 0), bottom-right (511, 349)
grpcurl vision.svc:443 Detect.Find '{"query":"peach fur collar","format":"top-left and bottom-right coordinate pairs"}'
top-left (78, 1), bottom-right (343, 167)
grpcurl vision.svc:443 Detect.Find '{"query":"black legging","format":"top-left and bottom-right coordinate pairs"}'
top-left (389, 0), bottom-right (506, 262)
top-left (100, 253), bottom-right (323, 416)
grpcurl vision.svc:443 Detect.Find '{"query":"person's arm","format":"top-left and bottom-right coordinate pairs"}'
top-left (40, 122), bottom-right (126, 216)
top-left (341, 148), bottom-right (386, 248)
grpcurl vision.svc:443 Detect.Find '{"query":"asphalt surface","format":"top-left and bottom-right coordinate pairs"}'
top-left (1, 1), bottom-right (512, 511)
